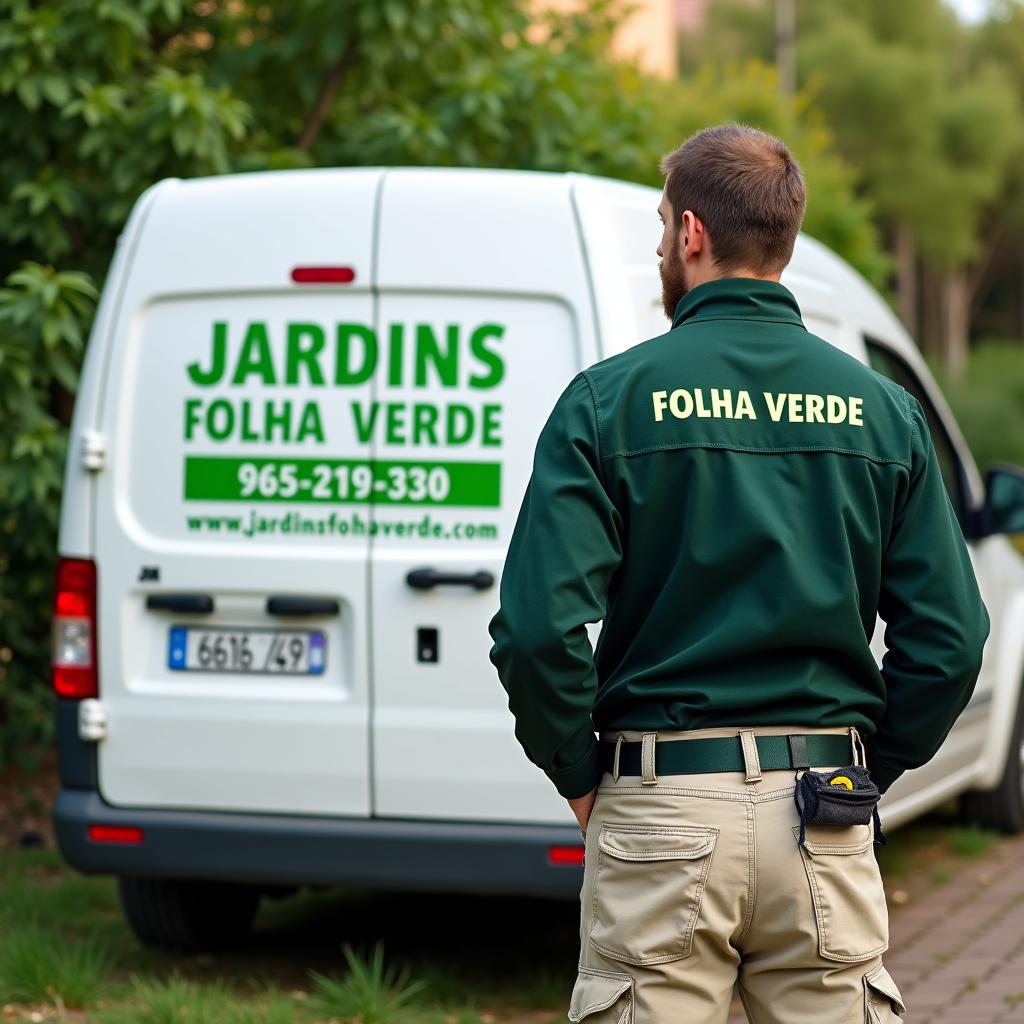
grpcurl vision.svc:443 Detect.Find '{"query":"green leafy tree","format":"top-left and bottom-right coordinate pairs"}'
top-left (969, 0), bottom-right (1024, 343)
top-left (798, 5), bottom-right (1022, 372)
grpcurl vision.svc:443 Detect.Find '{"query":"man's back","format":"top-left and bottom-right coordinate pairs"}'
top-left (488, 275), bottom-right (989, 799)
top-left (588, 275), bottom-right (906, 726)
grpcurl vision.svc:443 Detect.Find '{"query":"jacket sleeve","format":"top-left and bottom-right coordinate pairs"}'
top-left (867, 392), bottom-right (991, 793)
top-left (487, 371), bottom-right (624, 799)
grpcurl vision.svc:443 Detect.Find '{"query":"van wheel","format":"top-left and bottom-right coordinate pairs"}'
top-left (959, 682), bottom-right (1024, 834)
top-left (117, 877), bottom-right (261, 952)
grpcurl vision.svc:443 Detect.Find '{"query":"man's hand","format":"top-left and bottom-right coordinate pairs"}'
top-left (568, 786), bottom-right (598, 834)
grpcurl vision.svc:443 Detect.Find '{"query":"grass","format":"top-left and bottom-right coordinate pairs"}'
top-left (94, 975), bottom-right (237, 1024)
top-left (873, 822), bottom-right (947, 879)
top-left (873, 797), bottom-right (1002, 893)
top-left (946, 824), bottom-right (998, 858)
top-left (0, 845), bottom-right (579, 1022)
top-left (92, 974), bottom-right (309, 1024)
top-left (308, 941), bottom-right (429, 1023)
top-left (0, 922), bottom-right (112, 1007)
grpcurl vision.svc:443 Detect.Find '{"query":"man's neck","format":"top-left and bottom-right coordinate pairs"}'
top-left (691, 267), bottom-right (782, 289)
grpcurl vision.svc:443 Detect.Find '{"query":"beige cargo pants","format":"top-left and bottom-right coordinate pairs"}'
top-left (571, 724), bottom-right (907, 1024)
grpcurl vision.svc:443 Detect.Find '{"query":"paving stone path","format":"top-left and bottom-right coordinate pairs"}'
top-left (726, 832), bottom-right (1024, 1023)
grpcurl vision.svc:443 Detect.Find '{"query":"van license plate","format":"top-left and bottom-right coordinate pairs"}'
top-left (167, 627), bottom-right (326, 675)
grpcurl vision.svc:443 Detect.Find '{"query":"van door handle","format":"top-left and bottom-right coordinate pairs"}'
top-left (145, 593), bottom-right (214, 613)
top-left (405, 568), bottom-right (495, 591)
top-left (266, 595), bottom-right (340, 616)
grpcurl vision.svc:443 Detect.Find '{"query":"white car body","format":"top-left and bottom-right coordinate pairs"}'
top-left (53, 167), bottom-right (1024, 902)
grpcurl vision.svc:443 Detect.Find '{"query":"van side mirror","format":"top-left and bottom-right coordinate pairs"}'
top-left (974, 464), bottom-right (1024, 538)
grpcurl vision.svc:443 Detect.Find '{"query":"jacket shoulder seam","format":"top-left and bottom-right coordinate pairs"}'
top-left (602, 440), bottom-right (911, 468)
top-left (579, 369), bottom-right (608, 485)
top-left (904, 388), bottom-right (919, 451)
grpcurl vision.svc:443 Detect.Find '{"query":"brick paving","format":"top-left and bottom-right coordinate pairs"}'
top-left (726, 832), bottom-right (1024, 1023)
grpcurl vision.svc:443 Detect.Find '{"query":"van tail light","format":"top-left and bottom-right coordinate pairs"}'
top-left (547, 845), bottom-right (585, 866)
top-left (290, 266), bottom-right (356, 284)
top-left (52, 557), bottom-right (98, 699)
top-left (88, 824), bottom-right (143, 845)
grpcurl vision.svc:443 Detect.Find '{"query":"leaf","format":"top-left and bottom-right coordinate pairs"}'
top-left (40, 75), bottom-right (70, 107)
top-left (15, 77), bottom-right (40, 111)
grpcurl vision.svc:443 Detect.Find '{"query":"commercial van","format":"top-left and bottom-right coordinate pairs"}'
top-left (52, 167), bottom-right (1024, 950)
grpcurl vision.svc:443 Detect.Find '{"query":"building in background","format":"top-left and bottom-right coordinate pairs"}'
top-left (676, 0), bottom-right (710, 32)
top-left (537, 0), bottom-right (678, 78)
top-left (610, 0), bottom-right (677, 77)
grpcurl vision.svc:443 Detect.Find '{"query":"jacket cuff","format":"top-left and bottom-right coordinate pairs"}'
top-left (546, 737), bottom-right (603, 799)
top-left (866, 755), bottom-right (905, 794)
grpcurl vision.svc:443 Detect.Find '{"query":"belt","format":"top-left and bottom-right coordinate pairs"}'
top-left (598, 733), bottom-right (853, 777)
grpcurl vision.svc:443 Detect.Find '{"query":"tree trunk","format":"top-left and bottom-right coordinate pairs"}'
top-left (1020, 257), bottom-right (1024, 340)
top-left (895, 221), bottom-right (918, 340)
top-left (943, 267), bottom-right (970, 379)
top-left (296, 36), bottom-right (358, 152)
top-left (918, 265), bottom-right (941, 360)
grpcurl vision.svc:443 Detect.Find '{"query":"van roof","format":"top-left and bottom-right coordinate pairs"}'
top-left (129, 165), bottom-right (913, 358)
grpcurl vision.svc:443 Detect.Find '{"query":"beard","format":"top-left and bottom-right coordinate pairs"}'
top-left (660, 242), bottom-right (690, 321)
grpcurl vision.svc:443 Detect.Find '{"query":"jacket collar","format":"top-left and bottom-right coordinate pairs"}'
top-left (671, 276), bottom-right (805, 330)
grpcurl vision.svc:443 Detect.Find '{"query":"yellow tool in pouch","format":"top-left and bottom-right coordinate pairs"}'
top-left (793, 763), bottom-right (886, 848)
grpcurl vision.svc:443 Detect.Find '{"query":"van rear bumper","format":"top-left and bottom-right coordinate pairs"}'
top-left (52, 789), bottom-right (585, 899)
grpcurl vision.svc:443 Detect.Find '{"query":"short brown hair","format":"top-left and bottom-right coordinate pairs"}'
top-left (659, 123), bottom-right (806, 275)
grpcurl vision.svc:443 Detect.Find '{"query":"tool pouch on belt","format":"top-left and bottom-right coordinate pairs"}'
top-left (793, 764), bottom-right (886, 848)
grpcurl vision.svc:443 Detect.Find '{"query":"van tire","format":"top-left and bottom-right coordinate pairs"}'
top-left (117, 877), bottom-right (261, 952)
top-left (959, 681), bottom-right (1024, 834)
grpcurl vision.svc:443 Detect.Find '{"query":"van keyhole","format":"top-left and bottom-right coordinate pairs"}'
top-left (417, 627), bottom-right (439, 664)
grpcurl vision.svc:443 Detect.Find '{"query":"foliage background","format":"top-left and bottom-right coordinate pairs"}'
top-left (1, 0), bottom-right (1021, 768)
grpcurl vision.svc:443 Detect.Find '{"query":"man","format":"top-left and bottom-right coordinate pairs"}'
top-left (487, 123), bottom-right (990, 1023)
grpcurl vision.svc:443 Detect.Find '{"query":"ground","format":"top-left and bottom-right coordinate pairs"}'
top-left (2, 763), bottom-right (1023, 1023)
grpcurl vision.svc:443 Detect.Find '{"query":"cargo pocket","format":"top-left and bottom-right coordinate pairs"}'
top-left (792, 824), bottom-right (889, 963)
top-left (589, 822), bottom-right (718, 966)
top-left (567, 965), bottom-right (634, 1024)
top-left (863, 962), bottom-right (907, 1022)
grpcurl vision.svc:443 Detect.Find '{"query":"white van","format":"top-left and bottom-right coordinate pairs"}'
top-left (52, 167), bottom-right (1024, 950)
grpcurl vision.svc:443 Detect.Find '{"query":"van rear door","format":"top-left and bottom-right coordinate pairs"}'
top-left (369, 169), bottom-right (600, 822)
top-left (92, 169), bottom-right (380, 816)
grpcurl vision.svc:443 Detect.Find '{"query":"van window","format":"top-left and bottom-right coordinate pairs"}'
top-left (863, 337), bottom-right (965, 525)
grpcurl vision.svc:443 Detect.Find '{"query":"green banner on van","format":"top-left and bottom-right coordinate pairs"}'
top-left (184, 456), bottom-right (501, 507)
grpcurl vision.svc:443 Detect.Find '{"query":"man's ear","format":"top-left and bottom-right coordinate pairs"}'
top-left (682, 210), bottom-right (704, 257)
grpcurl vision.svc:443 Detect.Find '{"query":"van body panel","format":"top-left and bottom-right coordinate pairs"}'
top-left (571, 174), bottom-right (666, 357)
top-left (57, 180), bottom-right (168, 559)
top-left (53, 788), bottom-right (585, 897)
top-left (368, 293), bottom-right (585, 821)
top-left (370, 170), bottom-right (600, 820)
top-left (91, 170), bottom-right (382, 814)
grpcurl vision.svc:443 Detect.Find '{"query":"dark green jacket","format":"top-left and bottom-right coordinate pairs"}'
top-left (487, 276), bottom-right (990, 799)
